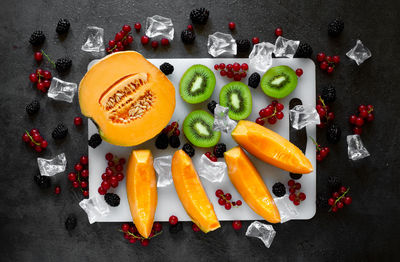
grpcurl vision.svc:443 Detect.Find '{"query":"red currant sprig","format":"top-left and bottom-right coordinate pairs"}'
top-left (316, 96), bottom-right (335, 128)
top-left (309, 136), bottom-right (329, 162)
top-left (106, 25), bottom-right (134, 53)
top-left (287, 180), bottom-right (306, 206)
top-left (349, 104), bottom-right (374, 135)
top-left (316, 52), bottom-right (340, 74)
top-left (215, 189), bottom-right (242, 210)
top-left (162, 121), bottom-right (180, 136)
top-left (98, 153), bottom-right (125, 195)
top-left (68, 156), bottom-right (89, 197)
top-left (255, 100), bottom-right (284, 126)
top-left (29, 67), bottom-right (52, 93)
top-left (214, 62), bottom-right (248, 81)
top-left (120, 223), bottom-right (162, 246)
top-left (22, 129), bottom-right (48, 152)
top-left (328, 186), bottom-right (352, 212)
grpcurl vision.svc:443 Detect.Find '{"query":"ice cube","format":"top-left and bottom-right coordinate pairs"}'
top-left (145, 15), bottom-right (174, 40)
top-left (207, 32), bottom-right (237, 57)
top-left (346, 39), bottom-right (372, 65)
top-left (47, 77), bottom-right (77, 103)
top-left (245, 221), bottom-right (276, 248)
top-left (197, 154), bottom-right (226, 183)
top-left (153, 155), bottom-right (173, 187)
top-left (79, 195), bottom-right (110, 224)
top-left (274, 195), bottom-right (299, 223)
top-left (273, 36), bottom-right (299, 58)
top-left (213, 104), bottom-right (237, 133)
top-left (249, 42), bottom-right (275, 71)
top-left (81, 26), bottom-right (105, 54)
top-left (289, 105), bottom-right (321, 130)
top-left (37, 153), bottom-right (67, 177)
top-left (347, 135), bottom-right (370, 160)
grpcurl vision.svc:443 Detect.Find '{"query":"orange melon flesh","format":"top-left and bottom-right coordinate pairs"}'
top-left (231, 120), bottom-right (313, 174)
top-left (171, 150), bottom-right (220, 233)
top-left (79, 51), bottom-right (175, 146)
top-left (126, 150), bottom-right (157, 238)
top-left (224, 147), bottom-right (281, 223)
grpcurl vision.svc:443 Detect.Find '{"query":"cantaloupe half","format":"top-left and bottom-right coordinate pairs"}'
top-left (231, 120), bottom-right (313, 174)
top-left (171, 150), bottom-right (220, 233)
top-left (224, 147), bottom-right (281, 223)
top-left (126, 149), bottom-right (157, 238)
top-left (79, 51), bottom-right (175, 146)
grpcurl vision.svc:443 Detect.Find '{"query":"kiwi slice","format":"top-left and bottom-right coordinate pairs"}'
top-left (183, 110), bottom-right (221, 148)
top-left (219, 82), bottom-right (252, 120)
top-left (260, 65), bottom-right (298, 99)
top-left (179, 65), bottom-right (216, 104)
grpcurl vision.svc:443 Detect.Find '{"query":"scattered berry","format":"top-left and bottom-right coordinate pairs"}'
top-left (213, 143), bottom-right (226, 158)
top-left (295, 68), bottom-right (303, 77)
top-left (134, 23), bottom-right (141, 31)
top-left (328, 18), bottom-right (344, 36)
top-left (26, 100), bottom-right (40, 115)
top-left (160, 62), bottom-right (174, 75)
top-left (160, 38), bottom-right (169, 46)
top-left (169, 135), bottom-right (180, 148)
top-left (295, 42), bottom-right (313, 58)
top-left (252, 37), bottom-right (260, 44)
top-left (182, 143), bottom-right (195, 157)
top-left (151, 40), bottom-right (159, 48)
top-left (169, 215), bottom-right (178, 225)
top-left (141, 35), bottom-right (150, 45)
top-left (34, 173), bottom-right (51, 188)
top-left (232, 220), bottom-right (242, 230)
top-left (181, 29), bottom-right (196, 44)
top-left (55, 57), bottom-right (72, 73)
top-left (88, 133), bottom-right (102, 148)
top-left (192, 223), bottom-right (200, 232)
top-left (29, 30), bottom-right (46, 46)
top-left (272, 182), bottom-right (286, 197)
top-left (65, 214), bottom-right (77, 231)
top-left (236, 39), bottom-right (251, 52)
top-left (190, 8), bottom-right (209, 25)
top-left (326, 124), bottom-right (341, 144)
top-left (248, 72), bottom-right (260, 88)
top-left (155, 133), bottom-right (169, 149)
top-left (74, 117), bottom-right (83, 126)
top-left (34, 52), bottom-right (43, 62)
top-left (275, 27), bottom-right (283, 36)
top-left (228, 22), bottom-right (236, 30)
top-left (104, 193), bottom-right (120, 207)
top-left (56, 19), bottom-right (70, 34)
top-left (52, 123), bottom-right (68, 139)
top-left (310, 136), bottom-right (330, 162)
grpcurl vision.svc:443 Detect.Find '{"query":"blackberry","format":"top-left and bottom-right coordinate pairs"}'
top-left (326, 124), bottom-right (341, 144)
top-left (65, 214), bottom-right (77, 231)
top-left (321, 84), bottom-right (336, 103)
top-left (169, 222), bottom-right (183, 234)
top-left (327, 176), bottom-right (342, 193)
top-left (328, 18), bottom-right (344, 36)
top-left (56, 19), bottom-right (70, 34)
top-left (181, 29), bottom-right (196, 44)
top-left (155, 133), bottom-right (168, 149)
top-left (272, 182), bottom-right (286, 197)
top-left (29, 30), bottom-right (46, 46)
top-left (104, 193), bottom-right (120, 207)
top-left (52, 123), bottom-right (68, 139)
top-left (34, 173), bottom-right (51, 189)
top-left (248, 72), bottom-right (260, 88)
top-left (316, 192), bottom-right (330, 209)
top-left (190, 8), bottom-right (209, 25)
top-left (236, 39), bottom-right (251, 53)
top-left (26, 100), bottom-right (40, 115)
top-left (169, 135), bottom-right (181, 148)
top-left (213, 143), bottom-right (226, 158)
top-left (55, 57), bottom-right (72, 73)
top-left (160, 62), bottom-right (174, 75)
top-left (295, 42), bottom-right (313, 58)
top-left (290, 173), bottom-right (303, 180)
top-left (182, 143), bottom-right (195, 157)
top-left (88, 133), bottom-right (102, 148)
top-left (207, 100), bottom-right (217, 114)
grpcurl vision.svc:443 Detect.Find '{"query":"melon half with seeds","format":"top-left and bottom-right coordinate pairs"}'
top-left (79, 51), bottom-right (175, 146)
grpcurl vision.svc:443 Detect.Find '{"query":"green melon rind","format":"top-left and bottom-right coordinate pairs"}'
top-left (219, 81), bottom-right (252, 120)
top-left (183, 110), bottom-right (221, 148)
top-left (179, 65), bottom-right (216, 104)
top-left (260, 65), bottom-right (298, 99)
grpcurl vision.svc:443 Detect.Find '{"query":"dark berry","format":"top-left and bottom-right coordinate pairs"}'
top-left (155, 133), bottom-right (169, 149)
top-left (29, 30), bottom-right (46, 46)
top-left (52, 123), bottom-right (68, 139)
top-left (169, 135), bottom-right (181, 148)
top-left (169, 222), bottom-right (183, 234)
top-left (65, 214), bottom-right (77, 231)
top-left (104, 193), bottom-right (120, 207)
top-left (321, 84), bottom-right (336, 103)
top-left (26, 100), bottom-right (40, 115)
top-left (207, 100), bottom-right (217, 114)
top-left (182, 143), bottom-right (195, 157)
top-left (160, 62), bottom-right (174, 75)
top-left (34, 173), bottom-right (51, 189)
top-left (316, 192), bottom-right (330, 209)
top-left (295, 42), bottom-right (313, 58)
top-left (327, 176), bottom-right (342, 193)
top-left (55, 57), bottom-right (72, 73)
top-left (290, 173), bottom-right (303, 180)
top-left (88, 133), bottom-right (102, 148)
top-left (213, 143), bottom-right (226, 158)
top-left (236, 39), bottom-right (251, 53)
top-left (181, 29), bottom-right (196, 44)
top-left (248, 72), bottom-right (260, 88)
top-left (272, 182), bottom-right (286, 197)
top-left (328, 18), bottom-right (344, 36)
top-left (56, 19), bottom-right (70, 34)
top-left (189, 8), bottom-right (209, 25)
top-left (326, 124), bottom-right (341, 144)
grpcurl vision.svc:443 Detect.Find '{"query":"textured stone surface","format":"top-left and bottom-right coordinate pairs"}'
top-left (0, 0), bottom-right (399, 261)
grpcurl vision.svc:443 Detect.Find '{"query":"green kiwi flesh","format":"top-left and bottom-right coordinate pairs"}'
top-left (219, 81), bottom-right (252, 120)
top-left (179, 65), bottom-right (216, 104)
top-left (260, 65), bottom-right (298, 99)
top-left (183, 110), bottom-right (221, 148)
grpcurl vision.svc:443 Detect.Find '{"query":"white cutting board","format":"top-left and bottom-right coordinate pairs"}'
top-left (87, 58), bottom-right (316, 222)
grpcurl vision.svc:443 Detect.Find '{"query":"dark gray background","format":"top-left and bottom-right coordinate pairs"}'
top-left (1, 0), bottom-right (399, 261)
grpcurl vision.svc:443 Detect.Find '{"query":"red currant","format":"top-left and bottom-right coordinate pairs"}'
top-left (252, 37), bottom-right (259, 44)
top-left (353, 126), bottom-right (363, 135)
top-left (332, 192), bottom-right (340, 199)
top-left (289, 194), bottom-right (296, 201)
top-left (141, 239), bottom-right (149, 246)
top-left (275, 27), bottom-right (283, 36)
top-left (276, 111), bottom-right (284, 120)
top-left (233, 74), bottom-right (241, 81)
top-left (288, 180), bottom-right (295, 187)
top-left (339, 186), bottom-right (347, 194)
top-left (215, 189), bottom-right (224, 198)
top-left (317, 52), bottom-right (326, 62)
top-left (355, 117), bottom-right (364, 127)
top-left (192, 223), bottom-right (200, 232)
top-left (218, 198), bottom-right (226, 206)
top-left (295, 68), bottom-right (303, 77)
top-left (366, 113), bottom-right (374, 122)
top-left (299, 192), bottom-right (306, 201)
top-left (241, 63), bottom-right (249, 71)
top-left (116, 173), bottom-right (124, 181)
top-left (232, 220), bottom-right (242, 230)
top-left (74, 163), bottom-right (83, 172)
top-left (225, 193), bottom-right (232, 200)
top-left (81, 169), bottom-right (89, 178)
top-left (151, 41), bottom-right (158, 48)
top-left (80, 181), bottom-right (88, 188)
top-left (187, 24), bottom-right (193, 31)
top-left (54, 186), bottom-right (61, 194)
top-left (122, 223), bottom-right (130, 232)
top-left (141, 35), bottom-right (149, 45)
top-left (328, 198), bottom-right (335, 206)
top-left (29, 73), bottom-right (38, 83)
top-left (105, 153), bottom-right (113, 161)
top-left (333, 55), bottom-right (340, 64)
top-left (115, 32), bottom-right (124, 41)
top-left (225, 202), bottom-right (232, 210)
top-left (127, 35), bottom-right (133, 44)
top-left (267, 116), bottom-right (277, 124)
top-left (134, 23), bottom-right (141, 31)
top-left (228, 22), bottom-right (236, 30)
top-left (72, 181), bottom-right (79, 188)
top-left (327, 67), bottom-right (334, 74)
top-left (255, 117), bottom-right (265, 126)
top-left (74, 117), bottom-right (83, 126)
top-left (122, 25), bottom-right (131, 33)
top-left (169, 215), bottom-right (178, 225)
top-left (98, 187), bottom-right (106, 195)
top-left (161, 38), bottom-right (169, 46)
top-left (68, 172), bottom-right (77, 182)
top-left (80, 155), bottom-right (88, 165)
top-left (34, 52), bottom-right (43, 62)
top-left (101, 181), bottom-right (110, 190)
top-left (214, 64), bottom-right (219, 70)
top-left (233, 63), bottom-right (240, 72)
top-left (293, 200), bottom-right (300, 206)
top-left (320, 61), bottom-right (328, 70)
top-left (276, 103), bottom-right (284, 111)
top-left (153, 222), bottom-right (162, 232)
top-left (337, 202), bottom-right (344, 209)
top-left (344, 196), bottom-right (352, 205)
top-left (349, 115), bottom-right (357, 124)
top-left (236, 200), bottom-right (242, 206)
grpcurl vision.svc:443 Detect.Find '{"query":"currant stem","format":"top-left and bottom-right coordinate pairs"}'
top-left (329, 187), bottom-right (350, 212)
top-left (119, 229), bottom-right (163, 240)
top-left (25, 131), bottom-right (40, 146)
top-left (41, 50), bottom-right (56, 68)
top-left (309, 136), bottom-right (321, 151)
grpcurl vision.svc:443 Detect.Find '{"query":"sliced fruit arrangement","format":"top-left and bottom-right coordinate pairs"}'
top-left (219, 81), bottom-right (252, 120)
top-left (231, 120), bottom-right (313, 174)
top-left (224, 147), bottom-right (281, 223)
top-left (183, 110), bottom-right (221, 148)
top-left (261, 65), bottom-right (298, 99)
top-left (126, 150), bottom-right (157, 238)
top-left (79, 51), bottom-right (175, 146)
top-left (179, 64), bottom-right (216, 104)
top-left (171, 150), bottom-right (220, 233)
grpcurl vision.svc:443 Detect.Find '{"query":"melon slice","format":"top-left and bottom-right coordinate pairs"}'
top-left (171, 150), bottom-right (220, 233)
top-left (126, 149), bottom-right (157, 238)
top-left (224, 147), bottom-right (281, 223)
top-left (231, 120), bottom-right (313, 174)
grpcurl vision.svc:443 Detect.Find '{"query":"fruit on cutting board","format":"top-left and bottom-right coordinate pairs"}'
top-left (219, 81), bottom-right (252, 120)
top-left (171, 150), bottom-right (220, 233)
top-left (224, 147), bottom-right (281, 223)
top-left (231, 120), bottom-right (313, 174)
top-left (126, 149), bottom-right (157, 238)
top-left (79, 51), bottom-right (175, 146)
top-left (183, 110), bottom-right (221, 147)
top-left (260, 65), bottom-right (298, 99)
top-left (180, 64), bottom-right (216, 104)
